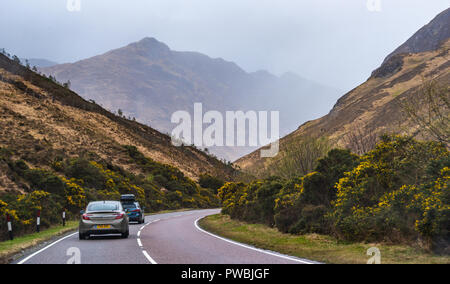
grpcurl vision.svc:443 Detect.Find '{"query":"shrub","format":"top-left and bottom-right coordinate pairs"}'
top-left (13, 160), bottom-right (29, 175)
top-left (64, 159), bottom-right (106, 189)
top-left (24, 169), bottom-right (66, 194)
top-left (331, 135), bottom-right (449, 247)
top-left (199, 174), bottom-right (224, 193)
top-left (274, 149), bottom-right (359, 234)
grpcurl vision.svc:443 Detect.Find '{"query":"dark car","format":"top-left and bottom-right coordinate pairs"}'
top-left (122, 202), bottom-right (145, 224)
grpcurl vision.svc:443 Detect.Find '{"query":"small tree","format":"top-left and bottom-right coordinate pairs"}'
top-left (63, 80), bottom-right (71, 89)
top-left (12, 55), bottom-right (21, 64)
top-left (273, 137), bottom-right (331, 179)
top-left (401, 80), bottom-right (449, 147)
top-left (343, 123), bottom-right (379, 155)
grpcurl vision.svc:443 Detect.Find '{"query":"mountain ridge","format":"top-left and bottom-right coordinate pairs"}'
top-left (0, 52), bottom-right (238, 182)
top-left (41, 37), bottom-right (341, 161)
top-left (383, 7), bottom-right (450, 64)
top-left (236, 8), bottom-right (450, 176)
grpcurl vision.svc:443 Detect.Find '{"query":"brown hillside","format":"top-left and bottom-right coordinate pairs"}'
top-left (0, 53), bottom-right (237, 190)
top-left (236, 39), bottom-right (450, 176)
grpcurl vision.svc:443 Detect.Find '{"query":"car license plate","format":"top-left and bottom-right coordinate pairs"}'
top-left (97, 225), bottom-right (111, 229)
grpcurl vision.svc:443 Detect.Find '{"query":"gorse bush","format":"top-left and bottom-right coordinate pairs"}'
top-left (199, 174), bottom-right (225, 194)
top-left (219, 136), bottom-right (449, 252)
top-left (0, 146), bottom-right (220, 241)
top-left (123, 145), bottom-right (199, 195)
top-left (331, 136), bottom-right (449, 248)
top-left (275, 149), bottom-right (359, 234)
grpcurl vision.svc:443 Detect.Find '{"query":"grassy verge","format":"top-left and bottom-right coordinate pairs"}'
top-left (145, 208), bottom-right (194, 216)
top-left (199, 214), bottom-right (450, 264)
top-left (0, 221), bottom-right (78, 264)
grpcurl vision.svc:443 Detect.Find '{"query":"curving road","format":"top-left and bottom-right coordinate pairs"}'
top-left (15, 209), bottom-right (315, 264)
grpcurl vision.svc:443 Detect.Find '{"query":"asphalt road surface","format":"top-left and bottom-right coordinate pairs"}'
top-left (15, 209), bottom-right (316, 264)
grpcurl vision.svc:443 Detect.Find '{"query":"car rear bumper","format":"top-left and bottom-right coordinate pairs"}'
top-left (127, 213), bottom-right (143, 221)
top-left (79, 219), bottom-right (128, 235)
top-left (83, 229), bottom-right (123, 235)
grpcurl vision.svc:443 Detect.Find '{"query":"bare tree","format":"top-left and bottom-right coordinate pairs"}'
top-left (343, 123), bottom-right (379, 155)
top-left (273, 136), bottom-right (331, 179)
top-left (401, 80), bottom-right (449, 147)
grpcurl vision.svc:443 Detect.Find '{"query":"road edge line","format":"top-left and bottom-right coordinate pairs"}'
top-left (194, 217), bottom-right (317, 264)
top-left (138, 221), bottom-right (158, 264)
top-left (17, 232), bottom-right (79, 264)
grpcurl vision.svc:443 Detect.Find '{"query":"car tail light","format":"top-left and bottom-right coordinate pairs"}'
top-left (82, 214), bottom-right (91, 220)
top-left (132, 209), bottom-right (141, 213)
top-left (115, 213), bottom-right (124, 220)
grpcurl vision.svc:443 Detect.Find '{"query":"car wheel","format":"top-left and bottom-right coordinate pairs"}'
top-left (121, 230), bottom-right (129, 239)
top-left (79, 232), bottom-right (85, 240)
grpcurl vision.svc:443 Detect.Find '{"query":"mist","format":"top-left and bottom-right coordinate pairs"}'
top-left (0, 0), bottom-right (448, 91)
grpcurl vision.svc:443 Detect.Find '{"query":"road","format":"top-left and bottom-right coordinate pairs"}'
top-left (15, 209), bottom-right (315, 264)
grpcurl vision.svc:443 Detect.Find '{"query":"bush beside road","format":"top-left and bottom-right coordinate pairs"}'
top-left (200, 214), bottom-right (450, 264)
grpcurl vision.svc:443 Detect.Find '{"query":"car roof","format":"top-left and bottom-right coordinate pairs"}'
top-left (88, 201), bottom-right (120, 205)
top-left (122, 202), bottom-right (139, 206)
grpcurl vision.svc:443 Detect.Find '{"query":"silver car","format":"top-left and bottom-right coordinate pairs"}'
top-left (79, 201), bottom-right (129, 240)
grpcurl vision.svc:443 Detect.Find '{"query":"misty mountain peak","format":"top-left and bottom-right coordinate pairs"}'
top-left (127, 37), bottom-right (171, 58)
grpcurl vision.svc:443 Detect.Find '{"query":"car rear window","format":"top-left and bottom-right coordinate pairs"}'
top-left (122, 203), bottom-right (138, 209)
top-left (88, 203), bottom-right (119, 211)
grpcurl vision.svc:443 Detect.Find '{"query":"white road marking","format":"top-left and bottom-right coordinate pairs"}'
top-left (17, 210), bottom-right (199, 265)
top-left (17, 232), bottom-right (79, 264)
top-left (142, 250), bottom-right (157, 264)
top-left (137, 219), bottom-right (159, 264)
top-left (194, 217), bottom-right (317, 264)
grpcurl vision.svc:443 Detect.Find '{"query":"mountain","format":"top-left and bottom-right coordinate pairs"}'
top-left (236, 9), bottom-right (450, 177)
top-left (40, 38), bottom-right (340, 161)
top-left (0, 52), bottom-right (238, 192)
top-left (21, 58), bottom-right (58, 68)
top-left (383, 8), bottom-right (450, 64)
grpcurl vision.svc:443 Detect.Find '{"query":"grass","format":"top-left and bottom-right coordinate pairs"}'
top-left (145, 208), bottom-right (194, 216)
top-left (199, 214), bottom-right (450, 264)
top-left (0, 221), bottom-right (78, 264)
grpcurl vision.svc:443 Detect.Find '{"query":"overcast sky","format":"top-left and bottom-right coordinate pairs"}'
top-left (0, 0), bottom-right (448, 91)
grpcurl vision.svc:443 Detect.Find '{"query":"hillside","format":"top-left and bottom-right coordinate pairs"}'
top-left (236, 13), bottom-right (450, 176)
top-left (383, 8), bottom-right (450, 63)
top-left (40, 38), bottom-right (340, 161)
top-left (0, 52), bottom-right (238, 189)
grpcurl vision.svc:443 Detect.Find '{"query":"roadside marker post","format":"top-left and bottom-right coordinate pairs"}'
top-left (36, 210), bottom-right (41, 233)
top-left (6, 214), bottom-right (13, 240)
top-left (62, 209), bottom-right (66, 226)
